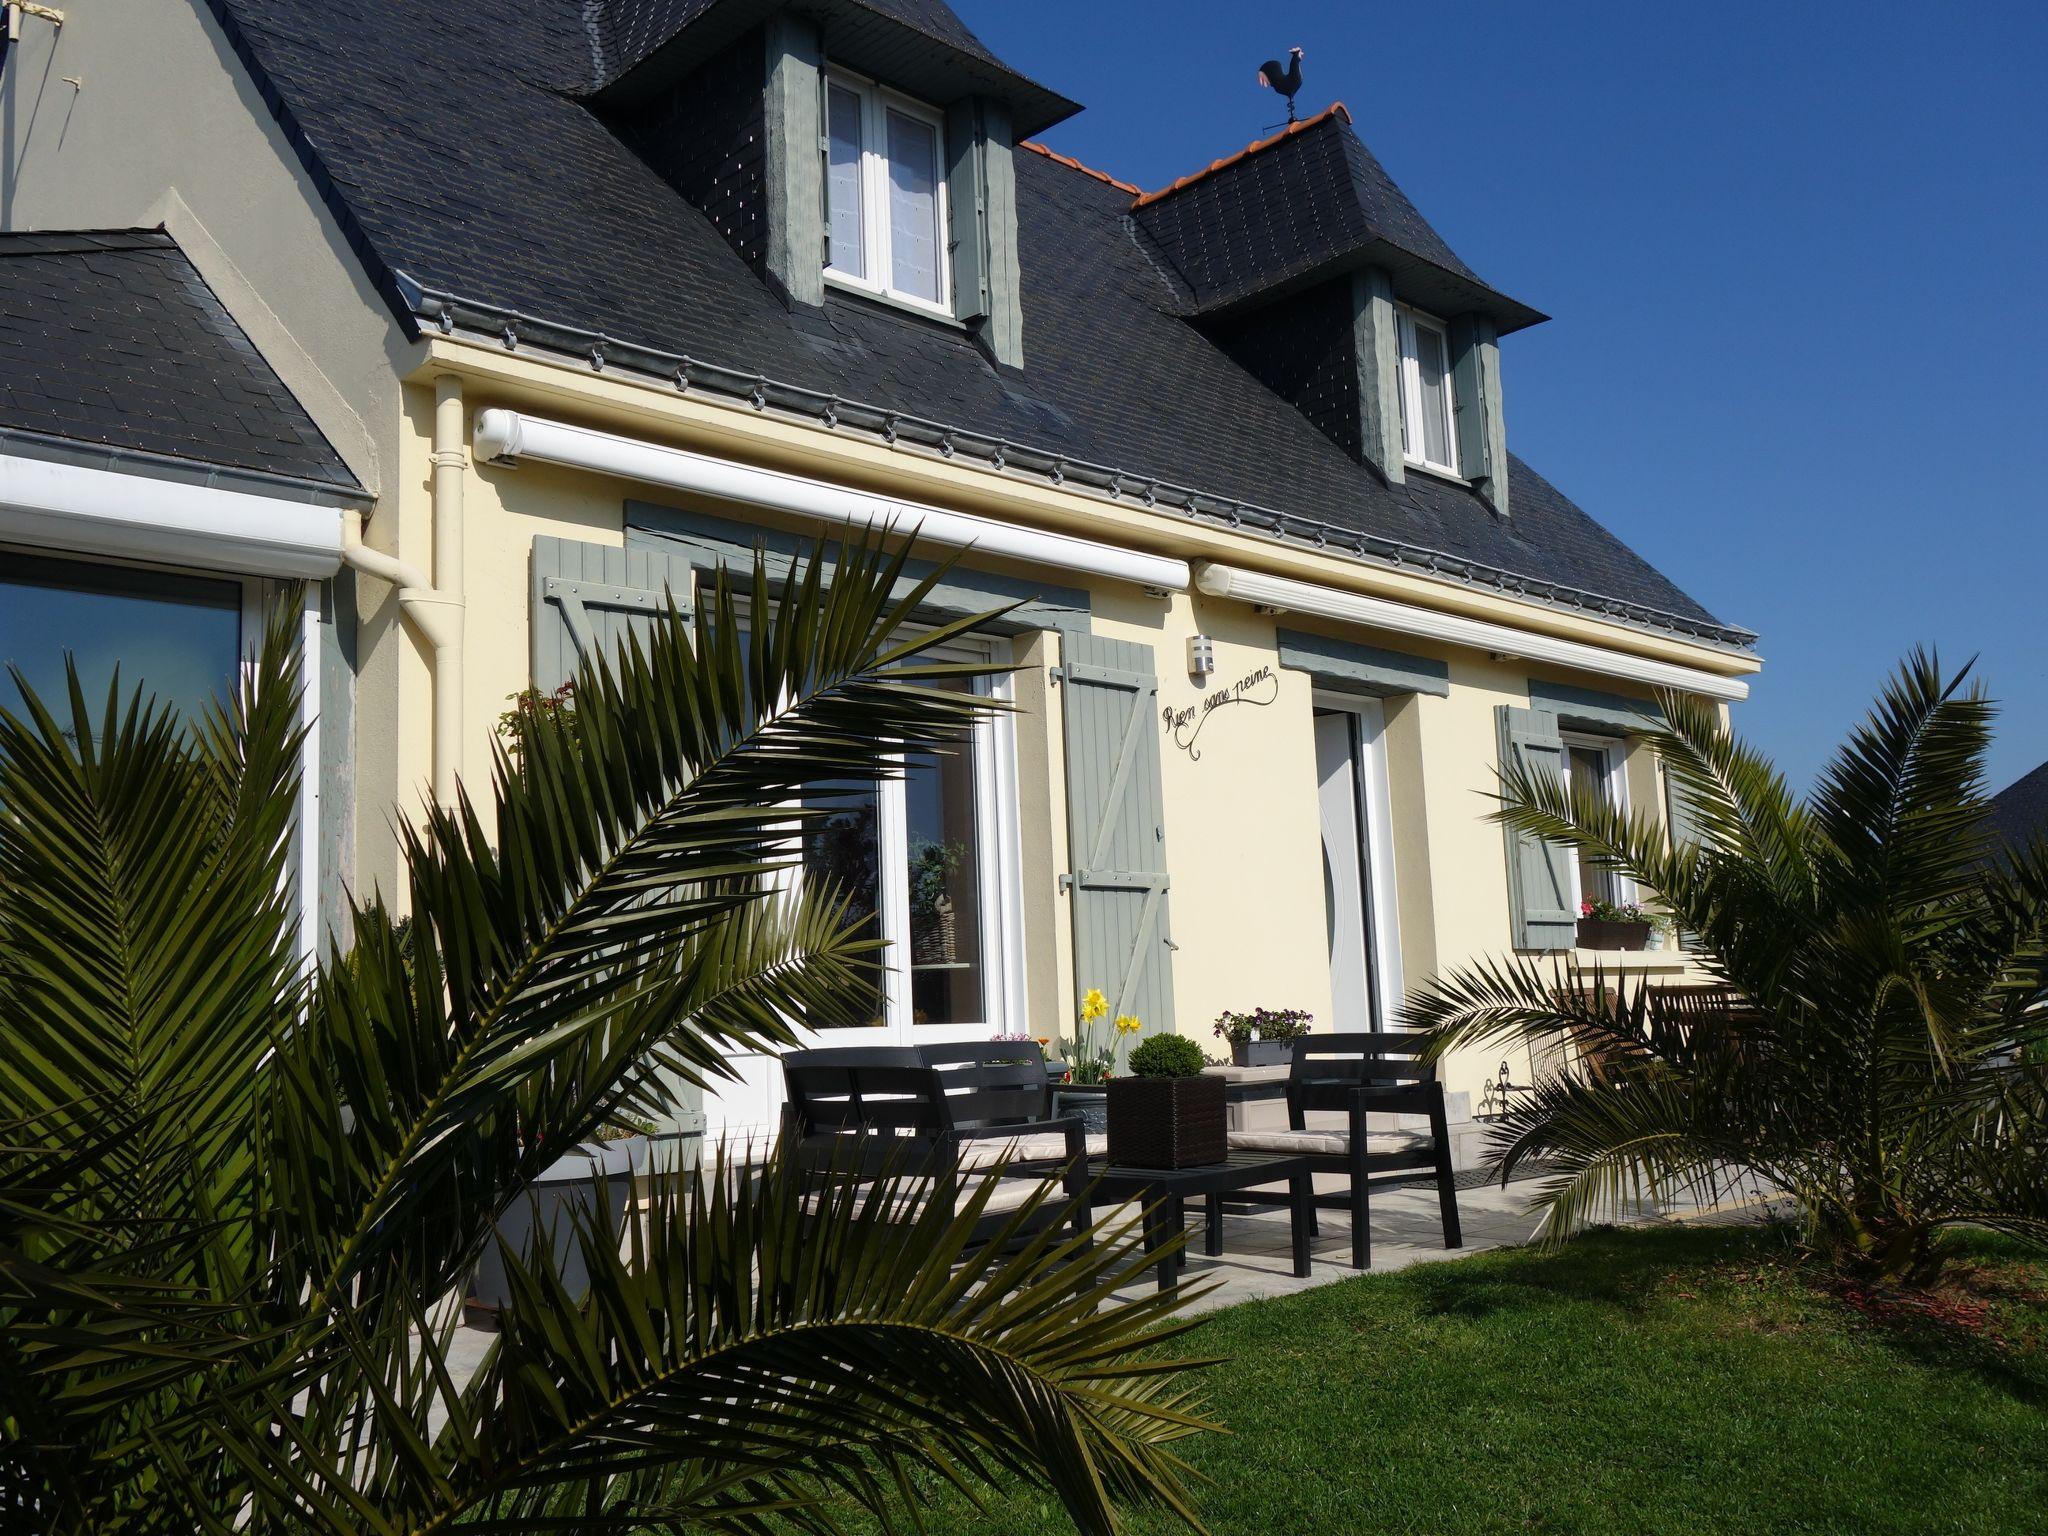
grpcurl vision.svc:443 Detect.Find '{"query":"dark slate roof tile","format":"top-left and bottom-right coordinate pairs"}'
top-left (0, 229), bottom-right (359, 490)
top-left (201, 0), bottom-right (1742, 642)
top-left (1989, 759), bottom-right (2048, 858)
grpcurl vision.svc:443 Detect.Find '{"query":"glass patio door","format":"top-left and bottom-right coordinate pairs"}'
top-left (1313, 698), bottom-right (1403, 1034)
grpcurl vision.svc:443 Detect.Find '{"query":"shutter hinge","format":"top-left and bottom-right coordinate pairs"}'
top-left (1048, 666), bottom-right (1064, 686)
top-left (1056, 872), bottom-right (1073, 894)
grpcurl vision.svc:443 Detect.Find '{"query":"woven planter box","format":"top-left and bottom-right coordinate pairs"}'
top-left (1106, 1075), bottom-right (1227, 1169)
top-left (1577, 917), bottom-right (1652, 951)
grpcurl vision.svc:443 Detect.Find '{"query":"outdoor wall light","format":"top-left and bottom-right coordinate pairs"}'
top-left (1187, 634), bottom-right (1216, 679)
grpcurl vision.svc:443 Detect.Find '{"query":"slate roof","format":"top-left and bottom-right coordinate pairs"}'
top-left (1988, 759), bottom-right (2048, 858)
top-left (200, 0), bottom-right (1752, 648)
top-left (573, 0), bottom-right (1079, 135)
top-left (1130, 106), bottom-right (1546, 332)
top-left (0, 229), bottom-right (361, 493)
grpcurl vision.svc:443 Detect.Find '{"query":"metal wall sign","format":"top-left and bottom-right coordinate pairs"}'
top-left (1160, 663), bottom-right (1278, 761)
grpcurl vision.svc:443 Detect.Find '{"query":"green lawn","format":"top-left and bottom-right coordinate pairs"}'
top-left (906, 1225), bottom-right (2048, 1535)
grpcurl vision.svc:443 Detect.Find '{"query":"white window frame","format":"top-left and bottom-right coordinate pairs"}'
top-left (0, 544), bottom-right (320, 969)
top-left (822, 67), bottom-right (952, 316)
top-left (1396, 305), bottom-right (1460, 477)
top-left (1560, 730), bottom-right (1635, 919)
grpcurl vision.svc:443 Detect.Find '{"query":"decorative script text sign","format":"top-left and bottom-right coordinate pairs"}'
top-left (1161, 664), bottom-right (1278, 761)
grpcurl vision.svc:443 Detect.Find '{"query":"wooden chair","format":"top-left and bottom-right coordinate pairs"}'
top-left (1226, 1033), bottom-right (1462, 1270)
top-left (778, 1045), bottom-right (1091, 1246)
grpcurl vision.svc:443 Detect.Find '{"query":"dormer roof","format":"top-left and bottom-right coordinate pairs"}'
top-left (1131, 105), bottom-right (1546, 332)
top-left (0, 229), bottom-right (361, 497)
top-left (583, 0), bottom-right (1081, 137)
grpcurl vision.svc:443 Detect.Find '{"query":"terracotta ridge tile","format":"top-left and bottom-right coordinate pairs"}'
top-left (1130, 102), bottom-right (1353, 209)
top-left (1016, 138), bottom-right (1142, 196)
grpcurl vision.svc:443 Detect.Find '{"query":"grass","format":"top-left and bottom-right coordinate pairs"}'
top-left (905, 1225), bottom-right (2048, 1535)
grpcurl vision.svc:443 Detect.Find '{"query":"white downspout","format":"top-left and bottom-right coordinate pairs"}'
top-left (338, 375), bottom-right (467, 805)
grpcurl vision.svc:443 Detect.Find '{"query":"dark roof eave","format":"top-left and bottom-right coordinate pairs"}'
top-left (406, 277), bottom-right (1755, 653)
top-left (586, 0), bottom-right (1082, 137)
top-left (1190, 237), bottom-right (1549, 336)
top-left (0, 423), bottom-right (372, 507)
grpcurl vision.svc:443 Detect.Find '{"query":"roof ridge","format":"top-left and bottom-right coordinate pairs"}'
top-left (1016, 138), bottom-right (1141, 196)
top-left (1131, 101), bottom-right (1353, 209)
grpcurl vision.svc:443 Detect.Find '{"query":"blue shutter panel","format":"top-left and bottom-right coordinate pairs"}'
top-left (1060, 633), bottom-right (1175, 1035)
top-left (1496, 705), bottom-right (1576, 952)
top-left (530, 535), bottom-right (704, 1149)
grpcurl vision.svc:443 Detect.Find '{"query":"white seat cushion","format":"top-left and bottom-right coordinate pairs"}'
top-left (956, 1130), bottom-right (1108, 1168)
top-left (1229, 1128), bottom-right (1430, 1157)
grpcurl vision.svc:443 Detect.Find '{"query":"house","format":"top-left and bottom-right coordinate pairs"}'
top-left (1988, 760), bottom-right (2048, 861)
top-left (1, 0), bottom-right (1759, 1140)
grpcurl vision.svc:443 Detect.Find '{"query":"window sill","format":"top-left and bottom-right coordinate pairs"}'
top-left (823, 274), bottom-right (965, 330)
top-left (1402, 459), bottom-right (1472, 488)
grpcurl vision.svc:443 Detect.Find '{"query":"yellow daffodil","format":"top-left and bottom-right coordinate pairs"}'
top-left (1080, 987), bottom-right (1108, 1022)
top-left (1114, 1014), bottom-right (1141, 1035)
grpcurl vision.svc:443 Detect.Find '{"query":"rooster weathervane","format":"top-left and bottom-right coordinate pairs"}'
top-left (1257, 45), bottom-right (1305, 124)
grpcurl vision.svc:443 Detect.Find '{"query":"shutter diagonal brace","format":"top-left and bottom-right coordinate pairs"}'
top-left (542, 576), bottom-right (671, 663)
top-left (1111, 882), bottom-right (1166, 1024)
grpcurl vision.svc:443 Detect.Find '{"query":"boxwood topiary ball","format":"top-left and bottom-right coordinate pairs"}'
top-left (1127, 1033), bottom-right (1206, 1079)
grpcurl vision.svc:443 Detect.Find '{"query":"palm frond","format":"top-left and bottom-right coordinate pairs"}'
top-left (223, 1147), bottom-right (1213, 1536)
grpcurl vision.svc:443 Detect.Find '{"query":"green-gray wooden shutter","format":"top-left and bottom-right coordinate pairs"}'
top-left (531, 535), bottom-right (695, 693)
top-left (945, 98), bottom-right (992, 325)
top-left (1662, 760), bottom-right (1708, 954)
top-left (1060, 633), bottom-right (1175, 1034)
top-left (1496, 705), bottom-right (1576, 951)
top-left (531, 535), bottom-right (705, 1152)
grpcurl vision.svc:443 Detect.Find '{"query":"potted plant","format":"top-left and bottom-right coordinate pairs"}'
top-left (469, 1119), bottom-right (645, 1318)
top-left (1053, 987), bottom-right (1141, 1131)
top-left (908, 836), bottom-right (966, 964)
top-left (1212, 1007), bottom-right (1313, 1068)
top-left (1575, 898), bottom-right (1665, 951)
top-left (1106, 1033), bottom-right (1227, 1169)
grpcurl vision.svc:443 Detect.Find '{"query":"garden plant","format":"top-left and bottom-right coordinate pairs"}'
top-left (0, 540), bottom-right (1213, 1533)
top-left (1411, 652), bottom-right (2048, 1284)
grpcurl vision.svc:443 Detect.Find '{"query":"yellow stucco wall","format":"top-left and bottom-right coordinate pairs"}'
top-left (355, 347), bottom-right (1731, 1107)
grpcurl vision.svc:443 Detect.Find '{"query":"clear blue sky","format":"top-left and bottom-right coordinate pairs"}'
top-left (972, 0), bottom-right (2048, 795)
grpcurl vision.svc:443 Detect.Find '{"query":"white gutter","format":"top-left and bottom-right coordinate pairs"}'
top-left (1195, 562), bottom-right (1752, 702)
top-left (472, 408), bottom-right (1192, 593)
top-left (0, 451), bottom-right (343, 578)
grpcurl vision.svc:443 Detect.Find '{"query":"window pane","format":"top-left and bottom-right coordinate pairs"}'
top-left (826, 85), bottom-right (866, 280)
top-left (903, 729), bottom-right (985, 1027)
top-left (1566, 745), bottom-right (1621, 908)
top-left (885, 109), bottom-right (941, 302)
top-left (1414, 323), bottom-right (1453, 468)
top-left (803, 779), bottom-right (885, 1027)
top-left (0, 554), bottom-right (241, 730)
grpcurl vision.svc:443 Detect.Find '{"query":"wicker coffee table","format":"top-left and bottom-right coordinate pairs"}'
top-left (1086, 1150), bottom-right (1314, 1292)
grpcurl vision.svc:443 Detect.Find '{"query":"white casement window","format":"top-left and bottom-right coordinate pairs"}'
top-left (1396, 306), bottom-right (1459, 476)
top-left (796, 633), bottom-right (1023, 1038)
top-left (1561, 731), bottom-right (1633, 916)
top-left (823, 69), bottom-right (950, 313)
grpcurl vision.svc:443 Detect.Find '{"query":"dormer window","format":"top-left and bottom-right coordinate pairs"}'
top-left (1396, 306), bottom-right (1459, 476)
top-left (824, 69), bottom-right (949, 313)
